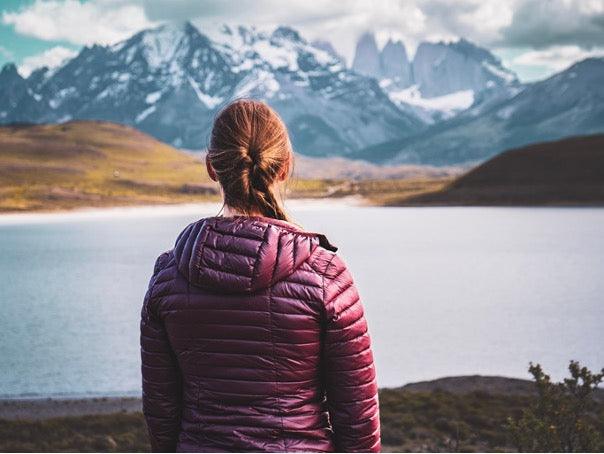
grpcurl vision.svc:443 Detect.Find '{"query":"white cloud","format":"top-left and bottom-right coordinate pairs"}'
top-left (157, 0), bottom-right (604, 78)
top-left (3, 0), bottom-right (603, 82)
top-left (513, 46), bottom-right (604, 73)
top-left (19, 46), bottom-right (78, 77)
top-left (0, 45), bottom-right (14, 60)
top-left (2, 0), bottom-right (155, 46)
top-left (175, 0), bottom-right (426, 61)
top-left (4, 0), bottom-right (603, 55)
top-left (145, 0), bottom-right (515, 60)
top-left (418, 0), bottom-right (516, 48)
top-left (500, 0), bottom-right (604, 49)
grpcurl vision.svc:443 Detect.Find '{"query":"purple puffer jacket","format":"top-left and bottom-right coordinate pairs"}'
top-left (141, 216), bottom-right (380, 452)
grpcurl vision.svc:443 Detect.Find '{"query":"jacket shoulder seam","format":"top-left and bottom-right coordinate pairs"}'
top-left (305, 248), bottom-right (337, 320)
top-left (307, 247), bottom-right (336, 275)
top-left (322, 253), bottom-right (338, 306)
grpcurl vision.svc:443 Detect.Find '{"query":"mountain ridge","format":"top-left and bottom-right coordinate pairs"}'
top-left (382, 58), bottom-right (604, 165)
top-left (351, 33), bottom-right (520, 122)
top-left (0, 21), bottom-right (422, 157)
top-left (1, 23), bottom-right (602, 166)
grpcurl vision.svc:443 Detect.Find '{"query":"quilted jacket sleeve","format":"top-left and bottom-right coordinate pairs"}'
top-left (140, 253), bottom-right (182, 452)
top-left (322, 254), bottom-right (380, 452)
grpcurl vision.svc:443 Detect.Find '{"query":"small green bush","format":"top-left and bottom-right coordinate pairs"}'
top-left (506, 361), bottom-right (604, 452)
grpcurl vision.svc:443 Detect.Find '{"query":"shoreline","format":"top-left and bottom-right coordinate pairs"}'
top-left (2, 379), bottom-right (602, 453)
top-left (0, 196), bottom-right (365, 224)
top-left (0, 375), bottom-right (541, 421)
top-left (0, 396), bottom-right (142, 421)
top-left (4, 373), bottom-right (601, 420)
top-left (2, 196), bottom-right (603, 224)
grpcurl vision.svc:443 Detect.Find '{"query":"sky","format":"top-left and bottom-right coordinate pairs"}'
top-left (1, 0), bottom-right (603, 81)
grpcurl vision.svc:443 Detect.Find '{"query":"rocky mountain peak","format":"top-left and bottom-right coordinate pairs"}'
top-left (0, 63), bottom-right (21, 80)
top-left (271, 26), bottom-right (305, 44)
top-left (412, 39), bottom-right (517, 98)
top-left (311, 40), bottom-right (346, 66)
top-left (352, 32), bottom-right (381, 77)
top-left (380, 39), bottom-right (412, 85)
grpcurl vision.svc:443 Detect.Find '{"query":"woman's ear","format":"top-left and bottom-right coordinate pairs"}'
top-left (206, 155), bottom-right (217, 182)
top-left (277, 166), bottom-right (288, 182)
top-left (277, 155), bottom-right (292, 181)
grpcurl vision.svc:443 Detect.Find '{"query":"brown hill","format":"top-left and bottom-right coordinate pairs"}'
top-left (393, 134), bottom-right (604, 206)
top-left (0, 121), bottom-right (218, 212)
top-left (0, 120), bottom-right (455, 212)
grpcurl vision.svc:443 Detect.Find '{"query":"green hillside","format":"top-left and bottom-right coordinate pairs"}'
top-left (0, 121), bottom-right (218, 212)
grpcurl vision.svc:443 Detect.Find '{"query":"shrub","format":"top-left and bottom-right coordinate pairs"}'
top-left (506, 361), bottom-right (604, 452)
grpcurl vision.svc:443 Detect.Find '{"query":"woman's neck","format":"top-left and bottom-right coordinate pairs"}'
top-left (222, 205), bottom-right (262, 218)
top-left (221, 203), bottom-right (298, 228)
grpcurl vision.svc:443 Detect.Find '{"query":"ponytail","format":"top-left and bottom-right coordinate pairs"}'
top-left (208, 100), bottom-right (292, 221)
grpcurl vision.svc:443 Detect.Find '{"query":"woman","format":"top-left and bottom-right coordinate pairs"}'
top-left (140, 99), bottom-right (380, 452)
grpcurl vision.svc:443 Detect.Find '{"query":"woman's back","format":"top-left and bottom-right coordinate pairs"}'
top-left (141, 216), bottom-right (379, 452)
top-left (141, 99), bottom-right (379, 452)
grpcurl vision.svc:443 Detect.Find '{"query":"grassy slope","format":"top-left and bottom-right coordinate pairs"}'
top-left (0, 121), bottom-right (450, 212)
top-left (1, 389), bottom-right (602, 452)
top-left (388, 134), bottom-right (604, 206)
top-left (5, 122), bottom-right (599, 212)
top-left (0, 121), bottom-right (219, 212)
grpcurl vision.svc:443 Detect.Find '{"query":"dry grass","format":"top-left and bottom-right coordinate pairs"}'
top-left (0, 121), bottom-right (450, 212)
top-left (286, 178), bottom-right (452, 203)
top-left (0, 121), bottom-right (220, 212)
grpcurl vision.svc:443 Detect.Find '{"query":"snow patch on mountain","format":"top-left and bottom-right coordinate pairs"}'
top-left (496, 105), bottom-right (515, 120)
top-left (234, 70), bottom-right (280, 99)
top-left (311, 40), bottom-right (346, 66)
top-left (482, 61), bottom-right (516, 83)
top-left (253, 40), bottom-right (298, 71)
top-left (136, 105), bottom-right (156, 123)
top-left (141, 24), bottom-right (188, 70)
top-left (49, 87), bottom-right (77, 109)
top-left (187, 76), bottom-right (223, 108)
top-left (386, 84), bottom-right (474, 118)
top-left (145, 91), bottom-right (162, 104)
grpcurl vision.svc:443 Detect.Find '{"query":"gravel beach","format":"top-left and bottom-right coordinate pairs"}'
top-left (0, 397), bottom-right (142, 420)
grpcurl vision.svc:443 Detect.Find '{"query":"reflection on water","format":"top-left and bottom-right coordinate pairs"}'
top-left (0, 203), bottom-right (603, 396)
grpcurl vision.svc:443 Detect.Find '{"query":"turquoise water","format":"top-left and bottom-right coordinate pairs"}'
top-left (0, 204), bottom-right (603, 396)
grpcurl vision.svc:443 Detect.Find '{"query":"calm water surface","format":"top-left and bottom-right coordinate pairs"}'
top-left (0, 203), bottom-right (603, 396)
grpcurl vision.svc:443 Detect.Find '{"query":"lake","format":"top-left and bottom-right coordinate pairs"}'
top-left (0, 202), bottom-right (603, 397)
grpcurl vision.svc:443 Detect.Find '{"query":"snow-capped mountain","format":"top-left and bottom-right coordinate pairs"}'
top-left (357, 58), bottom-right (604, 165)
top-left (412, 39), bottom-right (517, 98)
top-left (310, 39), bottom-right (346, 66)
top-left (1, 24), bottom-right (601, 166)
top-left (212, 25), bottom-right (423, 156)
top-left (0, 22), bottom-right (422, 155)
top-left (352, 34), bottom-right (519, 122)
top-left (0, 64), bottom-right (32, 121)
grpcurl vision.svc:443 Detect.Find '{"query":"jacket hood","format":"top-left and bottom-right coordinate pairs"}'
top-left (173, 216), bottom-right (336, 293)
